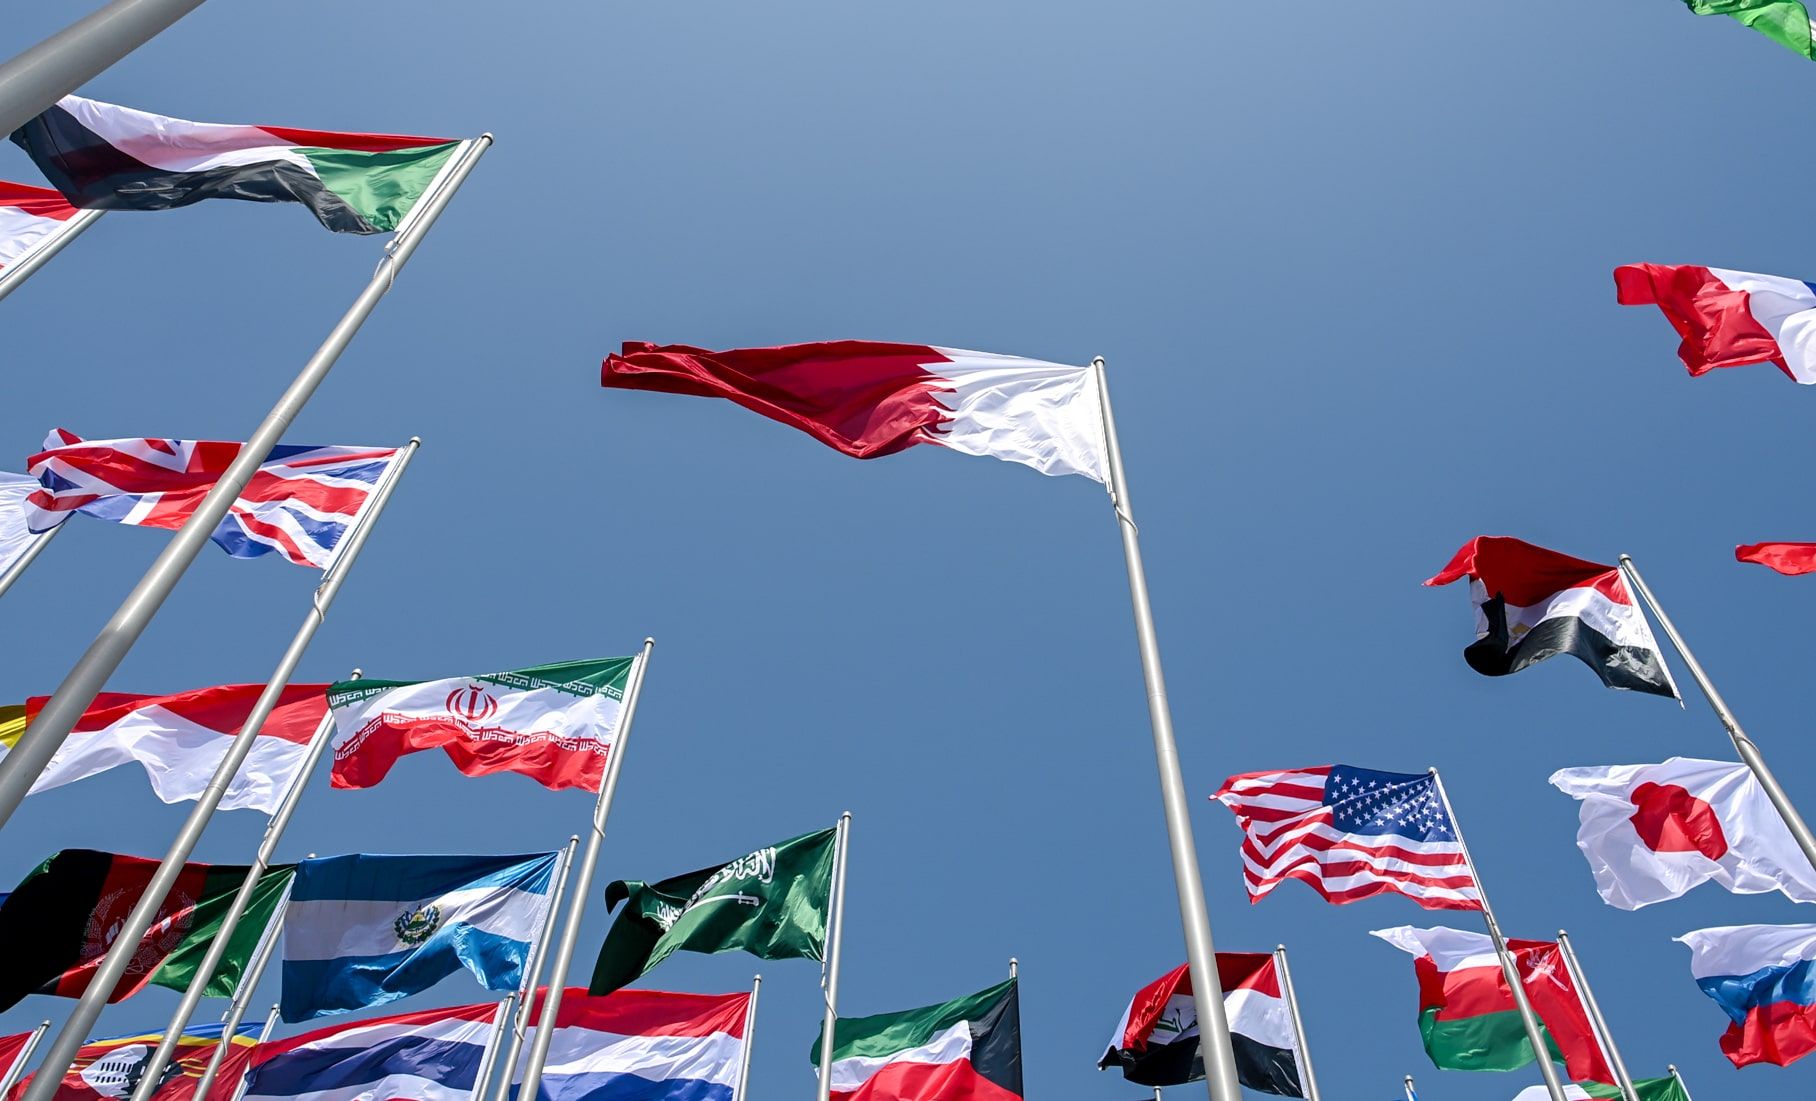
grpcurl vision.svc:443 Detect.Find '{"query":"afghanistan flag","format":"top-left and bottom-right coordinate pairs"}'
top-left (812, 979), bottom-right (1021, 1101)
top-left (1098, 957), bottom-right (1302, 1095)
top-left (589, 827), bottom-right (836, 994)
top-left (1424, 536), bottom-right (1677, 698)
top-left (7, 1021), bottom-right (260, 1101)
top-left (0, 850), bottom-right (294, 1011)
top-left (12, 96), bottom-right (465, 235)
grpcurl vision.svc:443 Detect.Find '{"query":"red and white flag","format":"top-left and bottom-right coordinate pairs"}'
top-left (0, 683), bottom-right (329, 813)
top-left (602, 341), bottom-right (1108, 481)
top-left (1549, 758), bottom-right (1816, 909)
top-left (1736, 542), bottom-right (1816, 576)
top-left (1615, 263), bottom-right (1816, 383)
top-left (0, 180), bottom-right (82, 274)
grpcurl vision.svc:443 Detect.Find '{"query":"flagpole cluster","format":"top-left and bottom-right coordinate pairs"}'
top-left (477, 835), bottom-right (580, 1101)
top-left (1272, 947), bottom-right (1321, 1101)
top-left (1556, 930), bottom-right (1638, 1101)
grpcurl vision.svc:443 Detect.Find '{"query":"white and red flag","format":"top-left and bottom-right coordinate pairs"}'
top-left (1425, 536), bottom-right (1678, 698)
top-left (0, 683), bottom-right (328, 813)
top-left (1616, 263), bottom-right (1816, 383)
top-left (1098, 956), bottom-right (1303, 1096)
top-left (1549, 757), bottom-right (1816, 909)
top-left (602, 341), bottom-right (1108, 481)
top-left (0, 181), bottom-right (82, 273)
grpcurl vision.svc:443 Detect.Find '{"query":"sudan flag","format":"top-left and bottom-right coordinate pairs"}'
top-left (1099, 956), bottom-right (1302, 1095)
top-left (813, 979), bottom-right (1021, 1101)
top-left (0, 850), bottom-right (293, 1011)
top-left (12, 96), bottom-right (465, 235)
top-left (1424, 536), bottom-right (1677, 698)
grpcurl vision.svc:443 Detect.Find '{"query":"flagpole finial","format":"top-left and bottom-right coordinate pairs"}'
top-left (644, 637), bottom-right (656, 647)
top-left (1558, 928), bottom-right (1568, 938)
top-left (408, 436), bottom-right (422, 446)
top-left (1275, 943), bottom-right (1286, 952)
top-left (568, 834), bottom-right (580, 843)
top-left (1091, 355), bottom-right (1105, 368)
top-left (481, 132), bottom-right (495, 142)
top-left (1619, 553), bottom-right (1634, 564)
top-left (1667, 1064), bottom-right (1677, 1073)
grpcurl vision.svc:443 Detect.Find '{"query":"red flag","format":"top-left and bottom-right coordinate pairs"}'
top-left (1736, 542), bottom-right (1816, 576)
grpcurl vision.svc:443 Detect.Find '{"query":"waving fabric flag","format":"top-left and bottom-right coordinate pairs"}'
top-left (242, 1001), bottom-right (497, 1101)
top-left (1676, 923), bottom-right (1816, 1067)
top-left (1678, 2), bottom-right (1815, 60)
top-left (1615, 263), bottom-right (1816, 382)
top-left (12, 96), bottom-right (464, 235)
top-left (1549, 758), bottom-right (1816, 909)
top-left (1425, 536), bottom-right (1677, 698)
top-left (1098, 956), bottom-right (1303, 1096)
top-left (1508, 1081), bottom-right (1686, 1101)
top-left (811, 978), bottom-right (1021, 1101)
top-left (603, 341), bottom-right (1108, 481)
top-left (27, 431), bottom-right (398, 569)
top-left (6, 1021), bottom-right (260, 1101)
top-left (0, 683), bottom-right (328, 814)
top-left (1211, 765), bottom-right (1482, 911)
top-left (1371, 927), bottom-right (1612, 1083)
top-left (513, 987), bottom-right (751, 1101)
top-left (0, 471), bottom-right (48, 581)
top-left (1736, 542), bottom-right (1816, 575)
top-left (0, 181), bottom-right (81, 271)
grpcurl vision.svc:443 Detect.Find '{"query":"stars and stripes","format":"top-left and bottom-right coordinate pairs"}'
top-left (26, 430), bottom-right (398, 569)
top-left (1211, 765), bottom-right (1483, 911)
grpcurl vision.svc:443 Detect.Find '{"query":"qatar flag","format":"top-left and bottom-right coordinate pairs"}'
top-left (1549, 758), bottom-right (1816, 910)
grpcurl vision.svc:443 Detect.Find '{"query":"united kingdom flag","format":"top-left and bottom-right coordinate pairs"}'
top-left (26, 429), bottom-right (399, 569)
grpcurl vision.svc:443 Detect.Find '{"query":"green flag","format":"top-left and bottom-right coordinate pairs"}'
top-left (589, 827), bottom-right (837, 994)
top-left (1685, 2), bottom-right (1815, 59)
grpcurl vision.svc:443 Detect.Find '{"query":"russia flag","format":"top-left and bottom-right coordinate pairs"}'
top-left (1676, 924), bottom-right (1816, 1068)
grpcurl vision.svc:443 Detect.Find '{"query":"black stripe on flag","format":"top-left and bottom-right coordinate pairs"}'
top-left (1466, 595), bottom-right (1675, 697)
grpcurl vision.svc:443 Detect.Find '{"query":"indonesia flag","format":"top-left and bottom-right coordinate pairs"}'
top-left (602, 341), bottom-right (1108, 481)
top-left (1550, 758), bottom-right (1816, 909)
top-left (514, 987), bottom-right (751, 1101)
top-left (13, 96), bottom-right (465, 235)
top-left (1425, 536), bottom-right (1677, 698)
top-left (0, 683), bottom-right (328, 813)
top-left (1098, 956), bottom-right (1303, 1096)
top-left (1676, 924), bottom-right (1816, 1068)
top-left (0, 180), bottom-right (81, 272)
top-left (1615, 263), bottom-right (1816, 383)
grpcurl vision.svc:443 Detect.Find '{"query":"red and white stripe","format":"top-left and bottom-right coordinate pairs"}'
top-left (0, 181), bottom-right (81, 272)
top-left (1616, 263), bottom-right (1816, 383)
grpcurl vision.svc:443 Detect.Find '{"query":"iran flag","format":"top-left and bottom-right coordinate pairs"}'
top-left (1615, 263), bottom-right (1816, 383)
top-left (1549, 758), bottom-right (1816, 909)
top-left (0, 683), bottom-right (328, 813)
top-left (1425, 536), bottom-right (1677, 698)
top-left (0, 180), bottom-right (81, 272)
top-left (603, 341), bottom-right (1108, 481)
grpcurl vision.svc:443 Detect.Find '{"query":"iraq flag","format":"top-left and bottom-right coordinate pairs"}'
top-left (1099, 956), bottom-right (1303, 1096)
top-left (1424, 536), bottom-right (1677, 698)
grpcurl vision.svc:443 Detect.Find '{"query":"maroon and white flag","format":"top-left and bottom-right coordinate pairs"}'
top-left (602, 341), bottom-right (1108, 481)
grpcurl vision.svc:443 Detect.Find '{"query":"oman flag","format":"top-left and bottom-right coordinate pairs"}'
top-left (1550, 758), bottom-right (1816, 909)
top-left (813, 979), bottom-right (1022, 1101)
top-left (1371, 927), bottom-right (1612, 1084)
top-left (0, 180), bottom-right (80, 272)
top-left (1616, 263), bottom-right (1816, 383)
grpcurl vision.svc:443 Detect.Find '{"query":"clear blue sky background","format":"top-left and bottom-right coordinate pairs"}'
top-left (0, 2), bottom-right (1810, 1099)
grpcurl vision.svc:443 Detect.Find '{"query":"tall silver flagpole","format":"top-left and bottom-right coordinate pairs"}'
top-left (1667, 1064), bottom-right (1693, 1101)
top-left (1619, 555), bottom-right (1816, 874)
top-left (468, 994), bottom-right (517, 1101)
top-left (192, 853), bottom-right (312, 1101)
top-left (0, 523), bottom-right (63, 602)
top-left (1093, 357), bottom-right (1243, 1101)
top-left (21, 441), bottom-right (422, 1101)
top-left (0, 0), bottom-right (207, 137)
top-left (0, 1021), bottom-right (48, 1097)
top-left (814, 811), bottom-right (852, 1101)
top-left (480, 834), bottom-right (580, 1101)
top-left (1272, 946), bottom-right (1322, 1101)
top-left (0, 133), bottom-right (491, 833)
top-left (1430, 770), bottom-right (1568, 1101)
top-left (223, 1005), bottom-right (281, 1101)
top-left (731, 975), bottom-right (761, 1101)
top-left (514, 639), bottom-right (655, 1101)
top-left (1402, 1074), bottom-right (1416, 1101)
top-left (0, 209), bottom-right (102, 305)
top-left (1555, 930), bottom-right (1638, 1101)
top-left (128, 665), bottom-right (367, 1101)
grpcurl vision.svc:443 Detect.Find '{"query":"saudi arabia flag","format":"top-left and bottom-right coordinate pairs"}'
top-left (812, 979), bottom-right (1023, 1101)
top-left (590, 827), bottom-right (837, 995)
top-left (327, 657), bottom-right (633, 793)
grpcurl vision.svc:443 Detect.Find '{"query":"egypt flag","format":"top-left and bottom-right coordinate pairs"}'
top-left (12, 96), bottom-right (465, 235)
top-left (813, 978), bottom-right (1021, 1101)
top-left (1098, 956), bottom-right (1303, 1096)
top-left (1615, 263), bottom-right (1816, 383)
top-left (603, 341), bottom-right (1108, 481)
top-left (0, 180), bottom-right (82, 272)
top-left (6, 1021), bottom-right (261, 1101)
top-left (1424, 536), bottom-right (1677, 698)
top-left (0, 682), bottom-right (329, 814)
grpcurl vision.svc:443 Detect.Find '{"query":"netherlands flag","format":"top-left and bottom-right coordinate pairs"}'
top-left (1676, 924), bottom-right (1816, 1069)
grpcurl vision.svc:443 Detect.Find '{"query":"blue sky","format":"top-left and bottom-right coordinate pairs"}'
top-left (0, 1), bottom-right (1812, 1098)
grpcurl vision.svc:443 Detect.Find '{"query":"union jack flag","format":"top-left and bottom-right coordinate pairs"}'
top-left (26, 429), bottom-right (398, 569)
top-left (1211, 764), bottom-right (1483, 911)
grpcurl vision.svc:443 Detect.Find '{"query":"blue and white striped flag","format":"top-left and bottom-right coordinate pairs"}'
top-left (280, 851), bottom-right (557, 1022)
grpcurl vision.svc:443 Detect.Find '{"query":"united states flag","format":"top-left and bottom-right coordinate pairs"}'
top-left (26, 429), bottom-right (398, 569)
top-left (1211, 765), bottom-right (1482, 911)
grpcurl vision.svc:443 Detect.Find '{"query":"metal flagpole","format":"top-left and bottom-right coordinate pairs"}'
top-left (21, 441), bottom-right (422, 1101)
top-left (224, 1005), bottom-right (281, 1101)
top-left (0, 209), bottom-right (103, 305)
top-left (128, 666), bottom-right (366, 1101)
top-left (191, 856), bottom-right (304, 1101)
top-left (479, 834), bottom-right (580, 1101)
top-left (1008, 958), bottom-right (1017, 980)
top-left (1402, 1074), bottom-right (1417, 1101)
top-left (0, 523), bottom-right (64, 602)
top-left (0, 133), bottom-right (491, 834)
top-left (1154, 1090), bottom-right (1163, 1101)
top-left (1667, 1064), bottom-right (1693, 1101)
top-left (1093, 357), bottom-right (1243, 1101)
top-left (1619, 555), bottom-right (1816, 875)
top-left (814, 812), bottom-right (852, 1101)
top-left (514, 639), bottom-right (655, 1101)
top-left (1429, 769), bottom-right (1568, 1101)
top-left (1555, 931), bottom-right (1638, 1101)
top-left (0, 1021), bottom-right (48, 1097)
top-left (0, 0), bottom-right (209, 137)
top-left (1272, 946), bottom-right (1322, 1101)
top-left (732, 975), bottom-right (761, 1101)
top-left (468, 995), bottom-right (516, 1101)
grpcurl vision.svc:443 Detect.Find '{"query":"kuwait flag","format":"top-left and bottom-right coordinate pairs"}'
top-left (1676, 924), bottom-right (1816, 1068)
top-left (1098, 956), bottom-right (1303, 1095)
top-left (12, 96), bottom-right (465, 235)
top-left (327, 657), bottom-right (633, 792)
top-left (813, 979), bottom-right (1021, 1101)
top-left (0, 180), bottom-right (81, 271)
top-left (1371, 927), bottom-right (1612, 1084)
top-left (1425, 536), bottom-right (1677, 698)
top-left (1615, 263), bottom-right (1816, 383)
top-left (603, 341), bottom-right (1108, 481)
top-left (0, 850), bottom-right (293, 1012)
top-left (0, 683), bottom-right (329, 814)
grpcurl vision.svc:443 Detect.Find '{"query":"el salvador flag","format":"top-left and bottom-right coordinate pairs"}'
top-left (280, 851), bottom-right (557, 1022)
